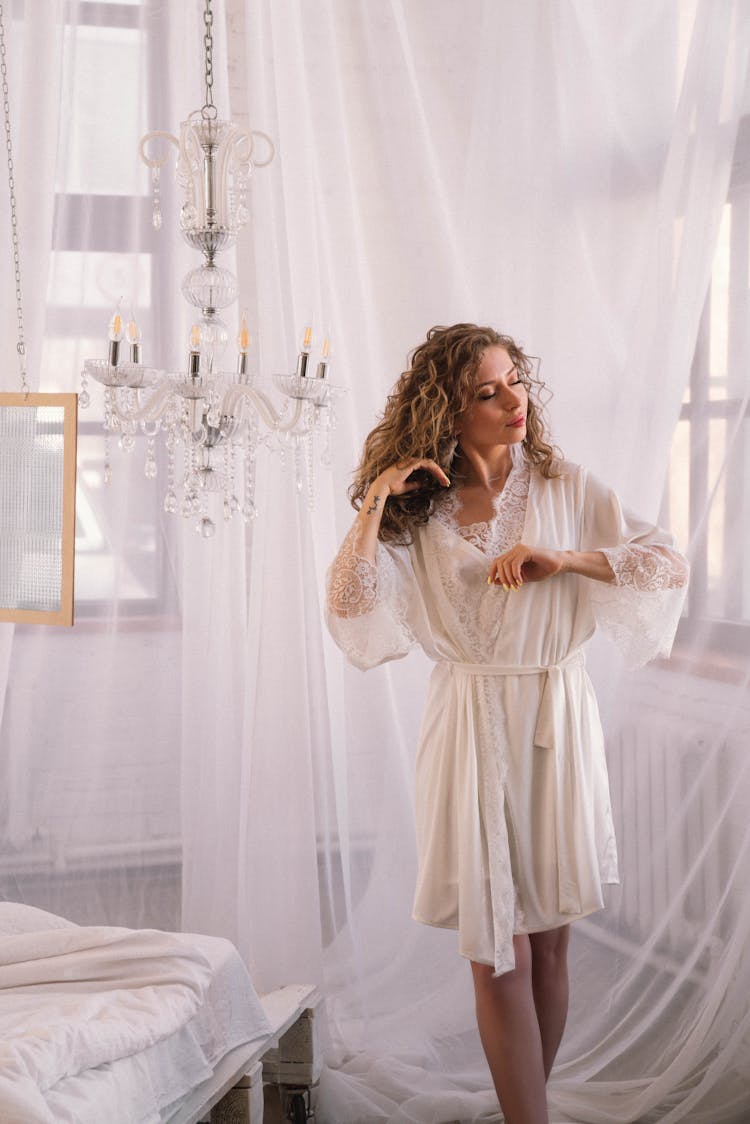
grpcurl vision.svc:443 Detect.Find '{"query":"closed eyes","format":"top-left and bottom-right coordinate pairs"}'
top-left (477, 380), bottom-right (523, 401)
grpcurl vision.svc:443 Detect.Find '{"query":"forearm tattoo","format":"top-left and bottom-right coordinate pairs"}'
top-left (366, 494), bottom-right (381, 516)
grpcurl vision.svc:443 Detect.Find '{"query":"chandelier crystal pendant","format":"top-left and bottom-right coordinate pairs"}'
top-left (80, 0), bottom-right (339, 537)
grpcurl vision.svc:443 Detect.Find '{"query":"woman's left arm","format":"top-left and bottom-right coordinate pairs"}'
top-left (488, 544), bottom-right (616, 590)
top-left (487, 467), bottom-right (690, 667)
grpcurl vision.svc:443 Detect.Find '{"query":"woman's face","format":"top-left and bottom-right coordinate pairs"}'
top-left (455, 346), bottom-right (528, 450)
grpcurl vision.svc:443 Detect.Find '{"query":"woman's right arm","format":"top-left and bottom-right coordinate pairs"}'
top-left (328, 459), bottom-right (450, 618)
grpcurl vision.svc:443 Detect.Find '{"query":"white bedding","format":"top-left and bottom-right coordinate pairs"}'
top-left (0, 903), bottom-right (271, 1124)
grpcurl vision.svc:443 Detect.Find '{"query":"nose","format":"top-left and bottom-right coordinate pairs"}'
top-left (501, 384), bottom-right (523, 411)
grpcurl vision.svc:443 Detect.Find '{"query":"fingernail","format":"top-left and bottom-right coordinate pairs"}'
top-left (487, 576), bottom-right (492, 585)
top-left (503, 584), bottom-right (510, 592)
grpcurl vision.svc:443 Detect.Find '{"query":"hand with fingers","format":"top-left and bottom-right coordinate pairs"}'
top-left (372, 458), bottom-right (451, 499)
top-left (356, 458), bottom-right (450, 550)
top-left (487, 543), bottom-right (566, 591)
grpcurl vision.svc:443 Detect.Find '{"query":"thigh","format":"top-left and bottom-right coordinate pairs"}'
top-left (471, 934), bottom-right (533, 990)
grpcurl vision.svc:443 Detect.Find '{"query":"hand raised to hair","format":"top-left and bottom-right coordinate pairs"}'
top-left (373, 458), bottom-right (451, 499)
top-left (488, 543), bottom-right (565, 590)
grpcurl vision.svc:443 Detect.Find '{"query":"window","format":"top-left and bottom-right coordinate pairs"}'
top-left (665, 117), bottom-right (750, 656)
top-left (44, 0), bottom-right (176, 616)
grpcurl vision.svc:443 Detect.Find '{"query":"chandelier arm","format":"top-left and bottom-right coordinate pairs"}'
top-left (280, 400), bottom-right (315, 438)
top-left (109, 383), bottom-right (175, 426)
top-left (224, 385), bottom-right (307, 434)
top-left (231, 124), bottom-right (253, 165)
top-left (139, 130), bottom-right (180, 170)
top-left (250, 130), bottom-right (275, 168)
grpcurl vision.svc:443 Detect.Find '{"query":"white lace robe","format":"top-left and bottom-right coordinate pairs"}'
top-left (327, 456), bottom-right (689, 975)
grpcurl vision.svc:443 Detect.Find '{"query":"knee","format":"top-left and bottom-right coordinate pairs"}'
top-left (530, 928), bottom-right (569, 985)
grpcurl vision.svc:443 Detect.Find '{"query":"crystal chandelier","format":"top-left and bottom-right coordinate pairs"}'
top-left (80, 0), bottom-right (338, 537)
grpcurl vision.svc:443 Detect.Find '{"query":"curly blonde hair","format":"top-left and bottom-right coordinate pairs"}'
top-left (350, 323), bottom-right (562, 544)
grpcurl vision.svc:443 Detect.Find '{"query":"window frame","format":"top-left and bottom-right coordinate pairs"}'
top-left (51, 0), bottom-right (179, 620)
top-left (670, 115), bottom-right (750, 659)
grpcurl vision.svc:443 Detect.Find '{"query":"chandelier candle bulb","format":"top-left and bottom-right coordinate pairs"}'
top-left (296, 325), bottom-right (313, 378)
top-left (189, 324), bottom-right (202, 377)
top-left (108, 309), bottom-right (123, 367)
top-left (127, 315), bottom-right (142, 364)
top-left (316, 336), bottom-right (331, 379)
top-left (237, 311), bottom-right (250, 380)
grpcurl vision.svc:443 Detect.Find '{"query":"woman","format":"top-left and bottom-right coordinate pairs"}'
top-left (326, 323), bottom-right (688, 1124)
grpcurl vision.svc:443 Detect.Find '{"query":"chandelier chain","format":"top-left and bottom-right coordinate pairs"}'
top-left (202, 0), bottom-right (216, 120)
top-left (0, 2), bottom-right (27, 394)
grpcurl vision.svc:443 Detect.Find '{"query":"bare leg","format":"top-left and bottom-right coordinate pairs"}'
top-left (529, 925), bottom-right (569, 1079)
top-left (471, 935), bottom-right (549, 1124)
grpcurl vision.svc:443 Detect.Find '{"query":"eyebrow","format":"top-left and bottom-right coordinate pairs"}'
top-left (476, 364), bottom-right (517, 389)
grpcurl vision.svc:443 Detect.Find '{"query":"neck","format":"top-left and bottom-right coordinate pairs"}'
top-left (455, 443), bottom-right (514, 489)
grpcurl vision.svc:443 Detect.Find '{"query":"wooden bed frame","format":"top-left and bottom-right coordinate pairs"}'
top-left (166, 984), bottom-right (321, 1124)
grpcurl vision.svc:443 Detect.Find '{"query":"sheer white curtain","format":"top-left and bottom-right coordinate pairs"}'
top-left (0, 0), bottom-right (195, 929)
top-left (0, 1), bottom-right (63, 796)
top-left (228, 2), bottom-right (750, 1122)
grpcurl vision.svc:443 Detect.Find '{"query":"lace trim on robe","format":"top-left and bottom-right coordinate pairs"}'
top-left (428, 459), bottom-right (530, 664)
top-left (325, 522), bottom-right (416, 669)
top-left (326, 523), bottom-right (378, 619)
top-left (430, 457), bottom-right (534, 940)
top-left (601, 544), bottom-right (689, 591)
top-left (590, 544), bottom-right (689, 668)
top-left (432, 455), bottom-right (530, 558)
top-left (468, 671), bottom-right (519, 967)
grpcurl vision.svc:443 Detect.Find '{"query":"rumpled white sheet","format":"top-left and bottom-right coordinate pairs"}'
top-left (0, 903), bottom-right (213, 1124)
top-left (44, 930), bottom-right (273, 1124)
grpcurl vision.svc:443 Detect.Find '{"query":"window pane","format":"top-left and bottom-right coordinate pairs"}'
top-left (709, 203), bottom-right (730, 386)
top-left (41, 336), bottom-right (103, 401)
top-left (57, 24), bottom-right (147, 196)
top-left (666, 418), bottom-right (690, 553)
top-left (719, 414), bottom-right (750, 624)
top-left (76, 434), bottom-right (162, 605)
top-left (47, 251), bottom-right (152, 309)
top-left (705, 417), bottom-right (726, 619)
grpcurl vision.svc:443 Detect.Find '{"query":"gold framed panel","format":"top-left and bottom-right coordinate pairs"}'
top-left (0, 393), bottom-right (78, 627)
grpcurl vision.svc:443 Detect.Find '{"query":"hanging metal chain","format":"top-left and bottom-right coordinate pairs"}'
top-left (201, 0), bottom-right (216, 120)
top-left (0, 2), bottom-right (27, 394)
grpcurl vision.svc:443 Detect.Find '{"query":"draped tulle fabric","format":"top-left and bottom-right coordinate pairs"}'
top-left (0, 2), bottom-right (749, 1122)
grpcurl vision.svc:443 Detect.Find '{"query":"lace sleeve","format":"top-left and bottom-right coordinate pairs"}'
top-left (327, 524), bottom-right (378, 618)
top-left (601, 544), bottom-right (690, 591)
top-left (325, 522), bottom-right (419, 670)
top-left (582, 470), bottom-right (689, 667)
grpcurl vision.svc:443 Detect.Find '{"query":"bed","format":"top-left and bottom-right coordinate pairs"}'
top-left (0, 902), bottom-right (317, 1124)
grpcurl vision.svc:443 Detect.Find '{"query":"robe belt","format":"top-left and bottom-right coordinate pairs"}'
top-left (446, 648), bottom-right (586, 927)
top-left (448, 648), bottom-right (585, 751)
